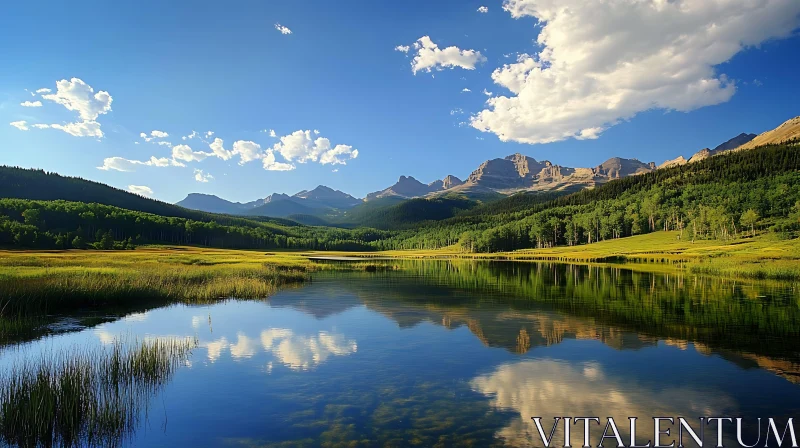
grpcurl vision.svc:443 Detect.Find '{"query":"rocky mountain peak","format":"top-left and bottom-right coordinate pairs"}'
top-left (442, 175), bottom-right (464, 190)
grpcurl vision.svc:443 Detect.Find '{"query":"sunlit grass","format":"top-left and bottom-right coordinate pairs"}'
top-left (314, 231), bottom-right (800, 281)
top-left (0, 337), bottom-right (195, 447)
top-left (0, 247), bottom-right (315, 318)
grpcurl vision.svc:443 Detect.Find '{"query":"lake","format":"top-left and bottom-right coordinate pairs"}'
top-left (2, 260), bottom-right (800, 447)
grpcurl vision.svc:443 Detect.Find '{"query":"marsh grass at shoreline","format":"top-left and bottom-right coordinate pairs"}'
top-left (0, 337), bottom-right (195, 447)
top-left (0, 247), bottom-right (313, 319)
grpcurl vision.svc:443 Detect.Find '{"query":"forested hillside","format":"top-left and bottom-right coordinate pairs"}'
top-left (0, 199), bottom-right (388, 250)
top-left (372, 142), bottom-right (800, 251)
top-left (1, 142), bottom-right (797, 253)
top-left (334, 197), bottom-right (478, 229)
top-left (0, 166), bottom-right (300, 228)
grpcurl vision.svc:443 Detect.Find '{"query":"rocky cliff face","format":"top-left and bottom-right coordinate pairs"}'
top-left (733, 117), bottom-right (800, 151)
top-left (658, 156), bottom-right (688, 169)
top-left (714, 133), bottom-right (757, 152)
top-left (593, 158), bottom-right (655, 178)
top-left (293, 185), bottom-right (361, 209)
top-left (441, 175), bottom-right (464, 190)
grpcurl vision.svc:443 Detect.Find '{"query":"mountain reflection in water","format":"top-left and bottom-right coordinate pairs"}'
top-left (0, 260), bottom-right (798, 447)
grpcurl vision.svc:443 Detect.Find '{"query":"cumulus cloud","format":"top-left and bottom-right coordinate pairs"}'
top-left (461, 88), bottom-right (471, 92)
top-left (150, 130), bottom-right (168, 138)
top-left (477, 6), bottom-right (489, 13)
top-left (97, 156), bottom-right (174, 172)
top-left (406, 36), bottom-right (486, 74)
top-left (182, 130), bottom-right (198, 141)
top-left (262, 151), bottom-right (296, 171)
top-left (269, 129), bottom-right (276, 137)
top-left (272, 130), bottom-right (359, 166)
top-left (232, 140), bottom-right (263, 165)
top-left (275, 23), bottom-right (292, 35)
top-left (41, 78), bottom-right (112, 120)
top-left (482, 88), bottom-right (492, 96)
top-left (205, 131), bottom-right (214, 138)
top-left (172, 144), bottom-right (210, 163)
top-left (194, 169), bottom-right (214, 183)
top-left (128, 185), bottom-right (153, 196)
top-left (50, 121), bottom-right (103, 138)
top-left (36, 78), bottom-right (112, 138)
top-left (209, 138), bottom-right (233, 161)
top-left (21, 100), bottom-right (42, 107)
top-left (395, 45), bottom-right (410, 53)
top-left (471, 0), bottom-right (800, 144)
top-left (10, 121), bottom-right (29, 131)
top-left (35, 88), bottom-right (51, 94)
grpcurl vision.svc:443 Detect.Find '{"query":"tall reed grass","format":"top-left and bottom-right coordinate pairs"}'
top-left (0, 337), bottom-right (195, 447)
top-left (0, 264), bottom-right (308, 317)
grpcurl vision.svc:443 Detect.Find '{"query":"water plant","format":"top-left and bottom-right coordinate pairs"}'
top-left (0, 337), bottom-right (195, 447)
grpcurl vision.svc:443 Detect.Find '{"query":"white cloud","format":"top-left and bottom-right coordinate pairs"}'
top-left (477, 6), bottom-right (489, 13)
top-left (209, 138), bottom-right (233, 161)
top-left (275, 23), bottom-right (292, 35)
top-left (450, 108), bottom-right (464, 115)
top-left (461, 88), bottom-right (471, 92)
top-left (182, 130), bottom-right (198, 141)
top-left (482, 88), bottom-right (492, 96)
top-left (232, 140), bottom-right (263, 165)
top-left (395, 45), bottom-right (410, 53)
top-left (269, 129), bottom-right (276, 138)
top-left (97, 156), bottom-right (173, 172)
top-left (51, 121), bottom-right (104, 138)
top-left (172, 144), bottom-right (210, 163)
top-left (472, 0), bottom-right (800, 144)
top-left (262, 151), bottom-right (296, 171)
top-left (407, 36), bottom-right (486, 74)
top-left (32, 124), bottom-right (51, 129)
top-left (128, 185), bottom-right (153, 196)
top-left (41, 78), bottom-right (112, 121)
top-left (319, 145), bottom-right (358, 165)
top-left (205, 131), bottom-right (214, 138)
top-left (194, 169), bottom-right (214, 183)
top-left (21, 100), bottom-right (42, 107)
top-left (35, 88), bottom-right (51, 94)
top-left (10, 121), bottom-right (29, 131)
top-left (36, 78), bottom-right (112, 138)
top-left (156, 141), bottom-right (172, 147)
top-left (150, 130), bottom-right (169, 138)
top-left (272, 130), bottom-right (359, 166)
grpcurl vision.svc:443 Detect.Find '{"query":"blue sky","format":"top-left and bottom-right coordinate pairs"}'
top-left (2, 0), bottom-right (799, 203)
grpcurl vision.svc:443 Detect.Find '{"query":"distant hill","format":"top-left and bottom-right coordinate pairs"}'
top-left (365, 175), bottom-right (462, 201)
top-left (734, 116), bottom-right (800, 151)
top-left (337, 197), bottom-right (478, 230)
top-left (0, 166), bottom-right (207, 220)
top-left (176, 185), bottom-right (361, 218)
top-left (0, 166), bottom-right (302, 229)
top-left (714, 133), bottom-right (757, 152)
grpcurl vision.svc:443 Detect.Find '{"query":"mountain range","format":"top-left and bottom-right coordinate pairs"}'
top-left (176, 185), bottom-right (360, 217)
top-left (176, 116), bottom-right (800, 218)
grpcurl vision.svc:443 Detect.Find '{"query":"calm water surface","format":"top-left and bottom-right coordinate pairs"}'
top-left (2, 261), bottom-right (800, 447)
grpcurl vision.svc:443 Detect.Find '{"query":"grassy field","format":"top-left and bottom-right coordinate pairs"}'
top-left (1, 231), bottom-right (797, 323)
top-left (0, 247), bottom-right (318, 319)
top-left (314, 231), bottom-right (800, 281)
